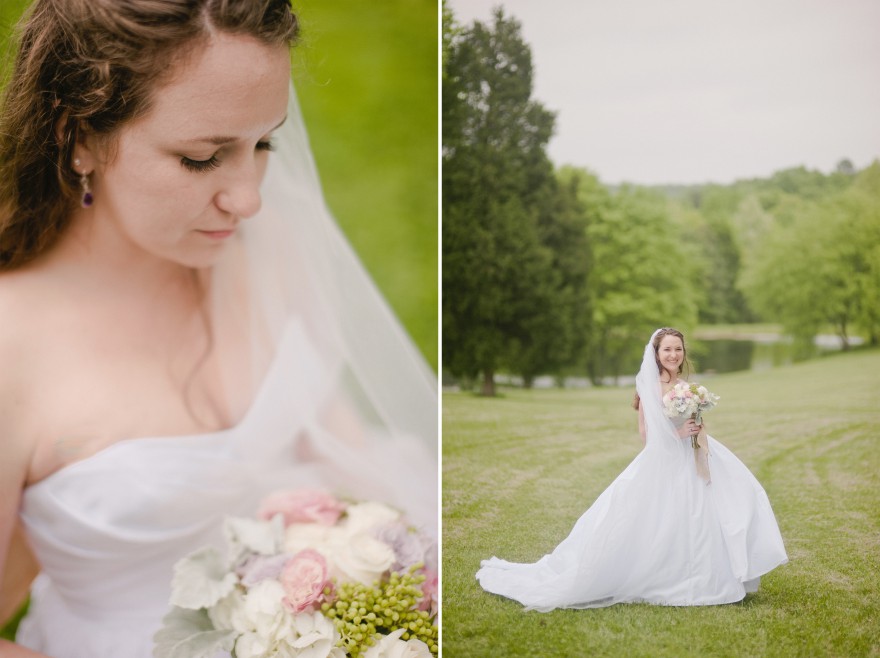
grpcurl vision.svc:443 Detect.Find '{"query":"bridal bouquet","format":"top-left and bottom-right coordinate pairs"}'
top-left (154, 489), bottom-right (438, 658)
top-left (662, 382), bottom-right (720, 449)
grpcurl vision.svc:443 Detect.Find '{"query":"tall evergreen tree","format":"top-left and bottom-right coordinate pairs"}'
top-left (442, 8), bottom-right (558, 395)
top-left (509, 169), bottom-right (592, 387)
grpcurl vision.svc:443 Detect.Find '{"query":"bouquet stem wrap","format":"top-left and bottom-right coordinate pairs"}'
top-left (691, 412), bottom-right (711, 484)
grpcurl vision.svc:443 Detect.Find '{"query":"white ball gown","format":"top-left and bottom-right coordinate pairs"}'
top-left (13, 85), bottom-right (437, 657)
top-left (476, 333), bottom-right (788, 611)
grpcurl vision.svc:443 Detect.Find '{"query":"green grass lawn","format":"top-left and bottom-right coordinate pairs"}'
top-left (443, 349), bottom-right (880, 657)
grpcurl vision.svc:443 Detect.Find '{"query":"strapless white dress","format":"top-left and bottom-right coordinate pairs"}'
top-left (16, 320), bottom-right (436, 657)
top-left (476, 426), bottom-right (788, 611)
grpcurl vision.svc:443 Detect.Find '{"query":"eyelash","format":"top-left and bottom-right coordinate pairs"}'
top-left (180, 140), bottom-right (275, 173)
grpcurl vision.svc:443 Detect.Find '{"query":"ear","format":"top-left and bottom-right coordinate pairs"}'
top-left (54, 111), bottom-right (98, 175)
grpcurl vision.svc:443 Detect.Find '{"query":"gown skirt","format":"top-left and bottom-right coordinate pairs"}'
top-left (476, 431), bottom-right (788, 611)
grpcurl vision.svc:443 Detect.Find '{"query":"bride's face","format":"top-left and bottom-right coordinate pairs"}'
top-left (80, 33), bottom-right (290, 269)
top-left (657, 334), bottom-right (684, 377)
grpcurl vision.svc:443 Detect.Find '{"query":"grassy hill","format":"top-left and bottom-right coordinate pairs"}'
top-left (443, 348), bottom-right (880, 656)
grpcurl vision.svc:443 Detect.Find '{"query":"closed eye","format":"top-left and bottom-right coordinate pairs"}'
top-left (180, 140), bottom-right (274, 173)
top-left (181, 154), bottom-right (220, 172)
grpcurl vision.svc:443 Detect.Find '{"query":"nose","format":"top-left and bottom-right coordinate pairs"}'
top-left (215, 162), bottom-right (263, 219)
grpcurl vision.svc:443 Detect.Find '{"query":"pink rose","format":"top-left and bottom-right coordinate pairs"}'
top-left (279, 548), bottom-right (330, 614)
top-left (258, 489), bottom-right (346, 527)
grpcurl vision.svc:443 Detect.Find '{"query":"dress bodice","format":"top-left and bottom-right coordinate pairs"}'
top-left (17, 316), bottom-right (437, 657)
top-left (16, 320), bottom-right (335, 656)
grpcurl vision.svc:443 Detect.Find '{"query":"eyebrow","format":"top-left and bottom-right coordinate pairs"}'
top-left (182, 115), bottom-right (288, 145)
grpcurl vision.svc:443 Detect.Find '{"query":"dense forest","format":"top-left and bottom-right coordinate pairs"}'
top-left (442, 6), bottom-right (880, 394)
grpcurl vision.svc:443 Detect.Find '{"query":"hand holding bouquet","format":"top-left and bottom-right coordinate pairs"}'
top-left (154, 489), bottom-right (438, 658)
top-left (662, 382), bottom-right (720, 449)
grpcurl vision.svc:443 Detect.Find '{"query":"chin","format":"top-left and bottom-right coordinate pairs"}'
top-left (169, 240), bottom-right (233, 270)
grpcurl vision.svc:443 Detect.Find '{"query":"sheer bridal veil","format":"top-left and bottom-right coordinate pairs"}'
top-left (207, 81), bottom-right (438, 530)
top-left (636, 329), bottom-right (682, 457)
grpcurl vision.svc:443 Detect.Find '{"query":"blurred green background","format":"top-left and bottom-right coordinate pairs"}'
top-left (0, 0), bottom-right (438, 368)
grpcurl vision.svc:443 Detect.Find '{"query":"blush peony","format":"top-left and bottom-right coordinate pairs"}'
top-left (258, 489), bottom-right (346, 527)
top-left (279, 549), bottom-right (331, 614)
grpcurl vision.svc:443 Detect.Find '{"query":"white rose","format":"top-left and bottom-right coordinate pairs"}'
top-left (284, 523), bottom-right (342, 555)
top-left (331, 533), bottom-right (395, 585)
top-left (241, 580), bottom-right (293, 646)
top-left (343, 502), bottom-right (401, 535)
top-left (288, 611), bottom-right (345, 658)
top-left (362, 629), bottom-right (432, 658)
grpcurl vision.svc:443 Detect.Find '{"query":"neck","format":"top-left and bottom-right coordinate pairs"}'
top-left (661, 370), bottom-right (678, 384)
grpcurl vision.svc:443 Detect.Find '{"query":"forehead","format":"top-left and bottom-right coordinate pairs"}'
top-left (133, 32), bottom-right (291, 139)
top-left (659, 335), bottom-right (683, 349)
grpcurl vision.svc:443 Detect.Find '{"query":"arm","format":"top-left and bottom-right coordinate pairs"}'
top-left (0, 641), bottom-right (48, 657)
top-left (638, 405), bottom-right (646, 444)
top-left (0, 473), bottom-right (46, 657)
top-left (0, 522), bottom-right (38, 625)
top-left (0, 349), bottom-right (49, 656)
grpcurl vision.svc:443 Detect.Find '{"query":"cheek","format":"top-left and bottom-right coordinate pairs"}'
top-left (100, 156), bottom-right (214, 234)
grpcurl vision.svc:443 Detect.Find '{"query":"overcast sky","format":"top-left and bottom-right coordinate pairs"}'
top-left (446, 0), bottom-right (880, 186)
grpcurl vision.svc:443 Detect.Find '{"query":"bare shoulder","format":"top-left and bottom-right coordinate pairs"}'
top-left (0, 267), bottom-right (45, 372)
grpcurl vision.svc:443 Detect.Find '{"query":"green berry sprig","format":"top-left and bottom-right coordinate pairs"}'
top-left (321, 566), bottom-right (438, 656)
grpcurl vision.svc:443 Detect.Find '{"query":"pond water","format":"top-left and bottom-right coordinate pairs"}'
top-left (470, 333), bottom-right (863, 391)
top-left (690, 334), bottom-right (860, 376)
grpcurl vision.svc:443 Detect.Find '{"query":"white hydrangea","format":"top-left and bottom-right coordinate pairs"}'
top-left (208, 588), bottom-right (249, 633)
top-left (289, 611), bottom-right (346, 658)
top-left (240, 580), bottom-right (293, 647)
top-left (362, 629), bottom-right (432, 658)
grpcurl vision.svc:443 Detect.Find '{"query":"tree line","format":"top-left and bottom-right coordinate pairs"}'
top-left (442, 5), bottom-right (880, 395)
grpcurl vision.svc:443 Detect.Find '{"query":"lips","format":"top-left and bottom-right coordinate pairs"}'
top-left (198, 228), bottom-right (235, 240)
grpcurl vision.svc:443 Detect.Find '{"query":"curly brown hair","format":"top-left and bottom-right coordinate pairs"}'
top-left (0, 0), bottom-right (298, 270)
top-left (632, 327), bottom-right (691, 410)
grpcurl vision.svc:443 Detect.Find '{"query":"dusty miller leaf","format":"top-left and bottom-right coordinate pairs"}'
top-left (153, 606), bottom-right (237, 658)
top-left (169, 546), bottom-right (238, 610)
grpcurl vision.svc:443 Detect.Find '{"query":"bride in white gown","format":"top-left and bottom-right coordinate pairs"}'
top-left (476, 328), bottom-right (787, 611)
top-left (0, 2), bottom-right (436, 656)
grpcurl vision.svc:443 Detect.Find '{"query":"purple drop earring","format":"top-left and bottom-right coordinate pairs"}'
top-left (75, 158), bottom-right (93, 208)
top-left (80, 173), bottom-right (93, 208)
